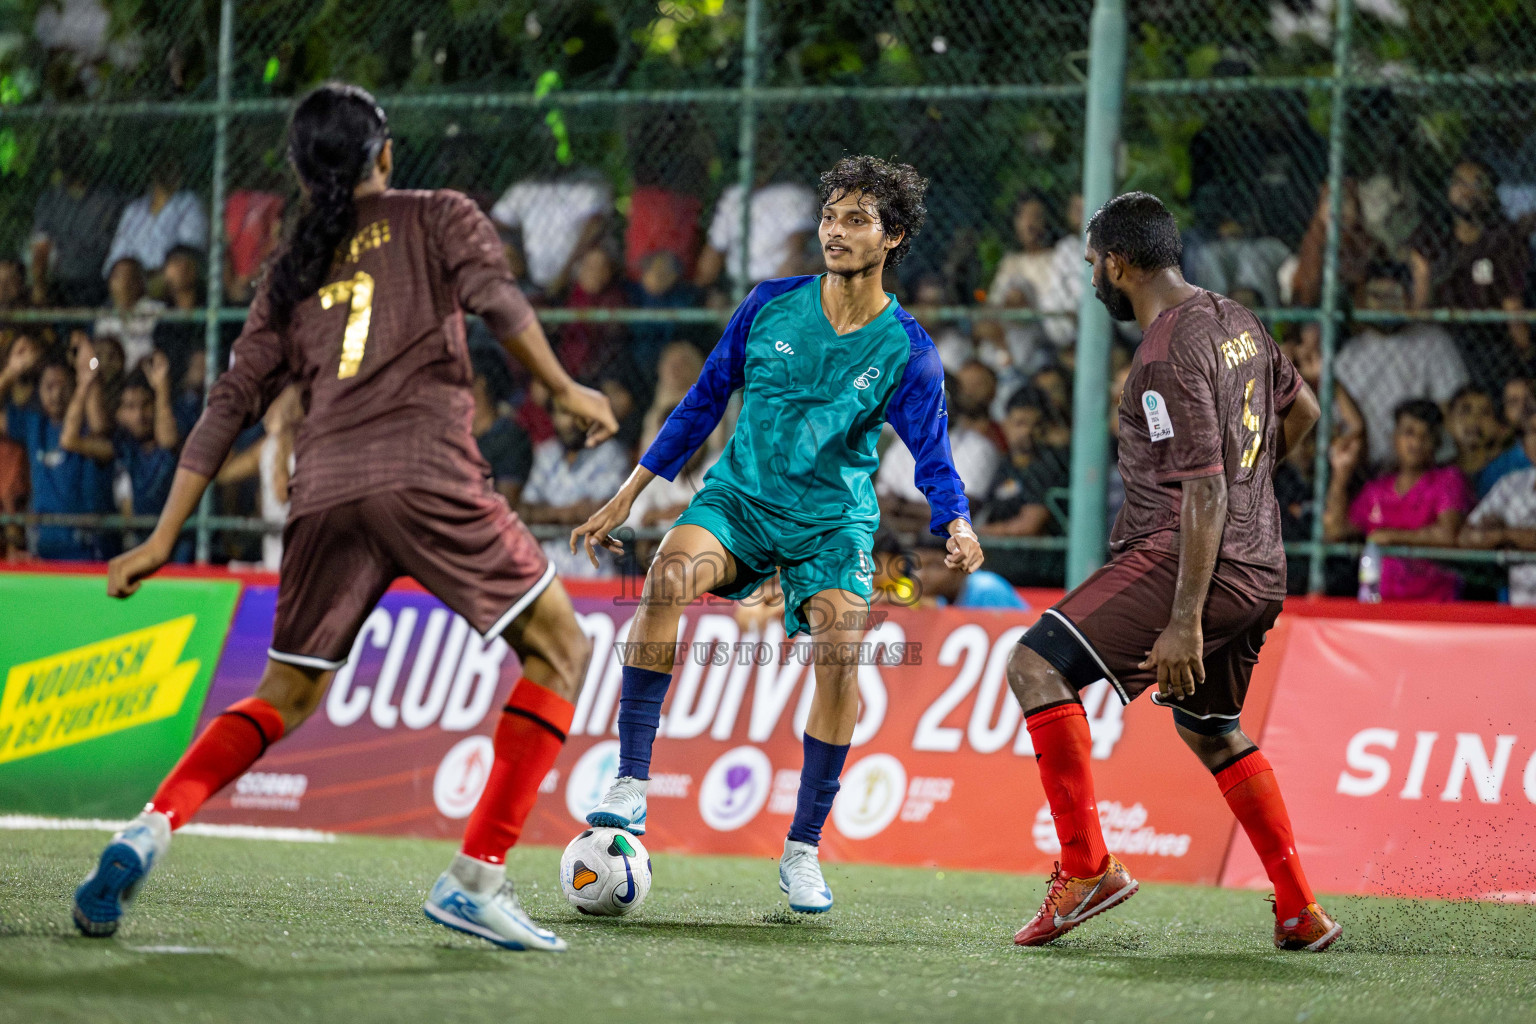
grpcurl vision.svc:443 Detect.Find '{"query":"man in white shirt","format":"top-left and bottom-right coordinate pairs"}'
top-left (103, 157), bottom-right (207, 280)
top-left (490, 173), bottom-right (612, 296)
top-left (1461, 409), bottom-right (1536, 606)
top-left (696, 182), bottom-right (819, 290)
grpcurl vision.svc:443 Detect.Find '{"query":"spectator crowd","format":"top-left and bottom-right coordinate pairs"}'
top-left (3, 123), bottom-right (1536, 606)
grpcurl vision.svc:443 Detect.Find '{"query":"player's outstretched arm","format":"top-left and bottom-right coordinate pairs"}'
top-left (503, 319), bottom-right (616, 447)
top-left (1140, 474), bottom-right (1227, 701)
top-left (106, 466), bottom-right (210, 598)
top-left (570, 464), bottom-right (656, 569)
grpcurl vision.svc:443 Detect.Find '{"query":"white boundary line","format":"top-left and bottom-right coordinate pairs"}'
top-left (0, 815), bottom-right (336, 843)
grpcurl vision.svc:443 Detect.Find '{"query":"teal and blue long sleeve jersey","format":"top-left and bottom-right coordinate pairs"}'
top-left (640, 275), bottom-right (970, 536)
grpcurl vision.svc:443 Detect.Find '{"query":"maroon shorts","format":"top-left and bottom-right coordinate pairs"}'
top-left (267, 487), bottom-right (554, 670)
top-left (1019, 549), bottom-right (1282, 725)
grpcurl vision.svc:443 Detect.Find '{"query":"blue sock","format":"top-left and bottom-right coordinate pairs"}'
top-left (616, 666), bottom-right (672, 780)
top-left (787, 735), bottom-right (851, 846)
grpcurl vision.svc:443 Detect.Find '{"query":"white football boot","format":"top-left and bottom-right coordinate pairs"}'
top-left (585, 776), bottom-right (649, 835)
top-left (73, 809), bottom-right (172, 937)
top-left (779, 838), bottom-right (834, 914)
top-left (423, 853), bottom-right (568, 952)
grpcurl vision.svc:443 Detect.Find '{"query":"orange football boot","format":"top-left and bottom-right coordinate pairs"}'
top-left (1272, 899), bottom-right (1342, 951)
top-left (1013, 855), bottom-right (1139, 947)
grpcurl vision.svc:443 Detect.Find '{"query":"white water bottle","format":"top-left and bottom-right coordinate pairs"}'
top-left (1357, 541), bottom-right (1382, 603)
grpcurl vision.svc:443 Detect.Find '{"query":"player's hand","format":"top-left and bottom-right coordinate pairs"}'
top-left (107, 536), bottom-right (171, 599)
top-left (944, 519), bottom-right (984, 573)
top-left (570, 492), bottom-right (633, 569)
top-left (1141, 618), bottom-right (1203, 701)
top-left (552, 382), bottom-right (619, 447)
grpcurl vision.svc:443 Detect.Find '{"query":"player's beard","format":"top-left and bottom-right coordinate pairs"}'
top-left (1095, 275), bottom-right (1136, 322)
top-left (826, 246), bottom-right (884, 279)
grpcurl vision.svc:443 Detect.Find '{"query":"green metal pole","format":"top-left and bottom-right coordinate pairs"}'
top-left (733, 0), bottom-right (762, 303)
top-left (1307, 0), bottom-right (1354, 594)
top-left (1065, 0), bottom-right (1126, 588)
top-left (196, 0), bottom-right (234, 564)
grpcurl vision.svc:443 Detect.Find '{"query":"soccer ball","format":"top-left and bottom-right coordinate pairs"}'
top-left (559, 827), bottom-right (652, 917)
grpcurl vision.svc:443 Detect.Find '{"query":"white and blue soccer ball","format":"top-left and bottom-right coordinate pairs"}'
top-left (559, 827), bottom-right (651, 917)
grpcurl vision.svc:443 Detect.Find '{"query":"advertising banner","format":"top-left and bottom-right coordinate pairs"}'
top-left (1221, 618), bottom-right (1536, 902)
top-left (197, 580), bottom-right (1267, 884)
top-left (0, 572), bottom-right (240, 817)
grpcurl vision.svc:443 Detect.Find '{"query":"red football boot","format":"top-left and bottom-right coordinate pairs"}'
top-left (1013, 855), bottom-right (1139, 947)
top-left (1273, 899), bottom-right (1342, 951)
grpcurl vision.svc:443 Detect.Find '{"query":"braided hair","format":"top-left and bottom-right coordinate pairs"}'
top-left (266, 83), bottom-right (389, 329)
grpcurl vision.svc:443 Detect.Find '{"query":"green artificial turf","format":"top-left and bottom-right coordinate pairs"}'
top-left (1, 826), bottom-right (1533, 1024)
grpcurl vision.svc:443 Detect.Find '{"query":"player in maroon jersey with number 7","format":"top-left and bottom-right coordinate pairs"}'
top-left (72, 83), bottom-right (617, 952)
top-left (1007, 192), bottom-right (1341, 952)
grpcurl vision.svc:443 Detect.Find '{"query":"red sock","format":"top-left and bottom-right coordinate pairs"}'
top-left (460, 679), bottom-right (575, 865)
top-left (149, 697), bottom-right (286, 830)
top-left (1216, 748), bottom-right (1315, 921)
top-left (1026, 702), bottom-right (1109, 878)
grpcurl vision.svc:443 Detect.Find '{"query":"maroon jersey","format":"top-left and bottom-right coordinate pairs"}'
top-left (1110, 289), bottom-right (1302, 601)
top-left (181, 189), bottom-right (535, 517)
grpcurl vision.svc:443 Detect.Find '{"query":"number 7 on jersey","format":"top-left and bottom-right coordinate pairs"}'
top-left (319, 271), bottom-right (375, 379)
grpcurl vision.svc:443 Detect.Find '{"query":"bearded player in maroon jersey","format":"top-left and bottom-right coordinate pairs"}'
top-left (1007, 192), bottom-right (1341, 951)
top-left (71, 83), bottom-right (617, 952)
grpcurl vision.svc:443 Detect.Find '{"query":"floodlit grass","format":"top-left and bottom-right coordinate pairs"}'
top-left (1, 827), bottom-right (1533, 1023)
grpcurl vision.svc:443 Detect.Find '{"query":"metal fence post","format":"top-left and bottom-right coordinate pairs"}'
top-left (1065, 0), bottom-right (1126, 588)
top-left (733, 0), bottom-right (763, 303)
top-left (196, 0), bottom-right (234, 564)
top-left (1307, 0), bottom-right (1354, 594)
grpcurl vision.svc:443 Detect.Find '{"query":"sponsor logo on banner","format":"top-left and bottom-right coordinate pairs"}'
top-left (566, 740), bottom-right (621, 823)
top-left (231, 772), bottom-right (309, 812)
top-left (833, 754), bottom-right (907, 840)
top-left (699, 746), bottom-right (772, 831)
top-left (434, 735), bottom-right (495, 819)
top-left (0, 616), bottom-right (202, 764)
top-left (1031, 802), bottom-right (1191, 858)
top-left (1337, 728), bottom-right (1533, 804)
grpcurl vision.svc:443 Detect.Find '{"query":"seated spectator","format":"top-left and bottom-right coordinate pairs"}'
top-left (988, 192), bottom-right (1057, 311)
top-left (89, 332), bottom-right (126, 422)
top-left (162, 245), bottom-right (204, 312)
top-left (0, 258), bottom-right (28, 312)
top-left (953, 360), bottom-right (1005, 453)
top-left (1460, 408), bottom-right (1536, 606)
top-left (470, 350), bottom-right (533, 507)
top-left (596, 361), bottom-right (645, 457)
top-left (1291, 180), bottom-right (1388, 308)
top-left (625, 178), bottom-right (702, 284)
top-left (29, 134), bottom-right (122, 307)
top-left (641, 341), bottom-right (707, 446)
top-left (909, 532), bottom-right (1028, 610)
top-left (560, 245), bottom-right (627, 380)
top-left (108, 356), bottom-right (180, 555)
top-left (103, 155), bottom-right (208, 282)
top-left (1183, 190), bottom-right (1293, 309)
top-left (1446, 386), bottom-right (1508, 497)
top-left (1040, 192), bottom-right (1085, 348)
top-left (1333, 264), bottom-right (1467, 469)
top-left (216, 386), bottom-right (302, 570)
top-left (521, 401), bottom-right (629, 577)
top-left (1479, 376), bottom-right (1536, 492)
top-left (980, 385), bottom-right (1069, 537)
top-left (4, 352), bottom-right (113, 559)
top-left (878, 374), bottom-right (1000, 533)
top-left (624, 252), bottom-right (703, 386)
top-left (95, 257), bottom-right (164, 369)
top-left (1410, 157), bottom-right (1532, 392)
top-left (1325, 399), bottom-right (1470, 601)
top-left (224, 187), bottom-right (285, 304)
top-left (171, 345), bottom-right (206, 439)
top-left (490, 171), bottom-right (612, 299)
top-left (696, 173), bottom-right (818, 291)
top-left (1, 330), bottom-right (45, 409)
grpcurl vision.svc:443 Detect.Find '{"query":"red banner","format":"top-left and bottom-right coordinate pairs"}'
top-left (1220, 617), bottom-right (1536, 902)
top-left (195, 580), bottom-right (1263, 884)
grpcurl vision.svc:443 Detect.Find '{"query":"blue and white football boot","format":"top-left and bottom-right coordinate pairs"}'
top-left (584, 776), bottom-right (648, 835)
top-left (423, 853), bottom-right (567, 952)
top-left (73, 810), bottom-right (172, 937)
top-left (779, 838), bottom-right (834, 914)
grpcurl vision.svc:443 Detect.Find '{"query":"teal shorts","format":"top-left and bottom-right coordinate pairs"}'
top-left (673, 484), bottom-right (874, 637)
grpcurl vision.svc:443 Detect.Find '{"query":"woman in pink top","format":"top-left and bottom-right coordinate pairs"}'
top-left (1325, 399), bottom-right (1470, 601)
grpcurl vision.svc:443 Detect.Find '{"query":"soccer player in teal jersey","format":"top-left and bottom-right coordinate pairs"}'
top-left (571, 156), bottom-right (984, 913)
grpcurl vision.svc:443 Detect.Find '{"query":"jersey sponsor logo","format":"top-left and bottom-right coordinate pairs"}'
top-left (0, 616), bottom-right (202, 764)
top-left (1143, 390), bottom-right (1175, 442)
top-left (852, 365), bottom-right (881, 390)
top-left (774, 340), bottom-right (796, 355)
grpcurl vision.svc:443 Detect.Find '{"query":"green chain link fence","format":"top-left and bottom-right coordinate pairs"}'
top-left (1, 1), bottom-right (1534, 595)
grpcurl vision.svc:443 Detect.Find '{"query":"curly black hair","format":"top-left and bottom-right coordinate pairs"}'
top-left (818, 155), bottom-right (928, 268)
top-left (1085, 191), bottom-right (1182, 271)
